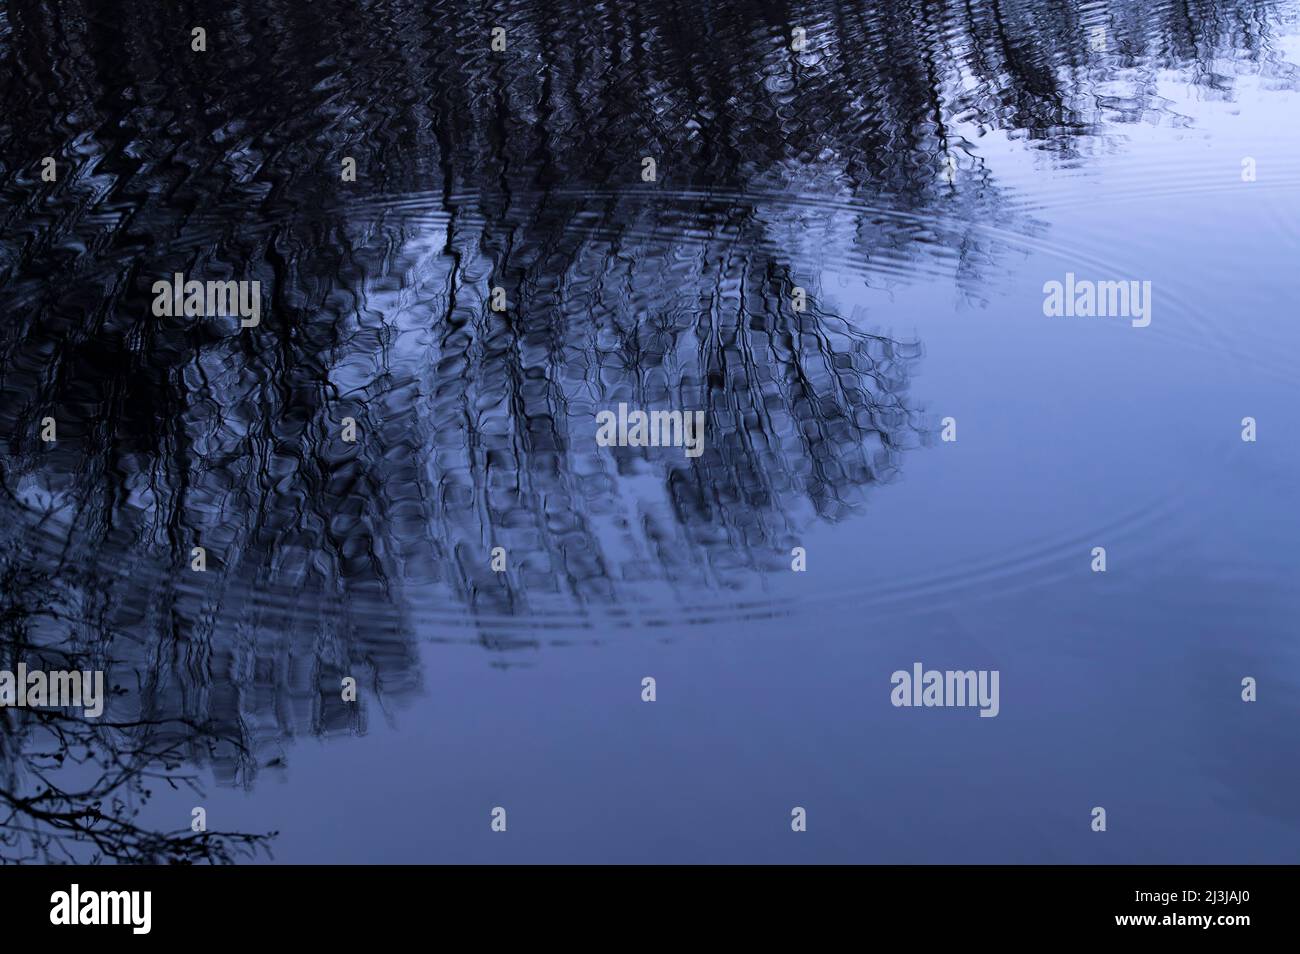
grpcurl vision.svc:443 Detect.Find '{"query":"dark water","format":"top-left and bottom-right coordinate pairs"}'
top-left (1, 0), bottom-right (1298, 863)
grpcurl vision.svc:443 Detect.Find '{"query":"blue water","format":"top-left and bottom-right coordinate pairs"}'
top-left (1, 0), bottom-right (1297, 863)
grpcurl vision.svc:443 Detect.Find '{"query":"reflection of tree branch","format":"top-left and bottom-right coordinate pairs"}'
top-left (0, 563), bottom-right (275, 864)
top-left (1, 707), bottom-right (275, 864)
top-left (1, 791), bottom-right (272, 865)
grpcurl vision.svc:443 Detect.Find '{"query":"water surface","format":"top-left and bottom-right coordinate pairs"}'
top-left (1, 0), bottom-right (1298, 863)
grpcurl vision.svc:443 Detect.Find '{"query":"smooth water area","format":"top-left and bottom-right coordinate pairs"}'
top-left (1, 0), bottom-right (1297, 862)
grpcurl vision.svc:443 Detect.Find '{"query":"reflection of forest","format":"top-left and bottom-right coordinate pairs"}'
top-left (0, 0), bottom-right (1288, 862)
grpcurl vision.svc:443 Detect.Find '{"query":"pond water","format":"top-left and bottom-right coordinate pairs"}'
top-left (1, 0), bottom-right (1297, 863)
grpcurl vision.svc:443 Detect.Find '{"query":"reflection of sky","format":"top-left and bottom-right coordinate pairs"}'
top-left (5, 1), bottom-right (1300, 863)
top-left (138, 17), bottom-right (1300, 863)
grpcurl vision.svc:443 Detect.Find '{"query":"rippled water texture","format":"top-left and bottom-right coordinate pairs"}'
top-left (2, 0), bottom-right (1298, 862)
